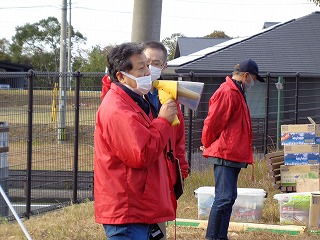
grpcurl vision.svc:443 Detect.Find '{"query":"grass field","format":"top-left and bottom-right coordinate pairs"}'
top-left (1, 159), bottom-right (320, 240)
top-left (1, 90), bottom-right (320, 239)
top-left (1, 89), bottom-right (98, 172)
top-left (7, 142), bottom-right (94, 171)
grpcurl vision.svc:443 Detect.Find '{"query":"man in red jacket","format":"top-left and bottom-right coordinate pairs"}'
top-left (143, 40), bottom-right (189, 239)
top-left (201, 59), bottom-right (264, 240)
top-left (94, 42), bottom-right (178, 239)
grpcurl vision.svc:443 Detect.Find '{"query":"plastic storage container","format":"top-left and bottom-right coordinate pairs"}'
top-left (273, 192), bottom-right (311, 226)
top-left (194, 187), bottom-right (267, 222)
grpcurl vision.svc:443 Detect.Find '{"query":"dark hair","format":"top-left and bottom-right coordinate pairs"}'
top-left (107, 42), bottom-right (144, 82)
top-left (143, 41), bottom-right (168, 62)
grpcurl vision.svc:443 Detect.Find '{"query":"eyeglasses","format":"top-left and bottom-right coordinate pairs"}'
top-left (147, 59), bottom-right (164, 68)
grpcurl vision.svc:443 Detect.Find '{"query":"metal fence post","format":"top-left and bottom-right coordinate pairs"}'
top-left (187, 72), bottom-right (195, 173)
top-left (0, 122), bottom-right (9, 217)
top-left (264, 73), bottom-right (271, 154)
top-left (26, 70), bottom-right (35, 218)
top-left (295, 73), bottom-right (300, 124)
top-left (73, 71), bottom-right (82, 203)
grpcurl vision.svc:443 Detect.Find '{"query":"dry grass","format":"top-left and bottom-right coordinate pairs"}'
top-left (1, 89), bottom-right (98, 171)
top-left (1, 160), bottom-right (320, 239)
top-left (8, 142), bottom-right (94, 171)
top-left (1, 90), bottom-right (320, 238)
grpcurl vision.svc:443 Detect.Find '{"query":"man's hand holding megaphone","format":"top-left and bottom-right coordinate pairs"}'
top-left (158, 99), bottom-right (178, 125)
top-left (152, 80), bottom-right (204, 126)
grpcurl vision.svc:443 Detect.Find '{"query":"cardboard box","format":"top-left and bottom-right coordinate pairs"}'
top-left (281, 123), bottom-right (320, 145)
top-left (194, 187), bottom-right (266, 222)
top-left (280, 164), bottom-right (319, 186)
top-left (284, 145), bottom-right (320, 165)
top-left (296, 179), bottom-right (320, 192)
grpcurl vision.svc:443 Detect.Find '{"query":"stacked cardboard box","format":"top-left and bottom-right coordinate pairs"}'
top-left (283, 144), bottom-right (320, 165)
top-left (280, 165), bottom-right (319, 187)
top-left (277, 120), bottom-right (320, 226)
top-left (281, 123), bottom-right (320, 146)
top-left (280, 120), bottom-right (320, 188)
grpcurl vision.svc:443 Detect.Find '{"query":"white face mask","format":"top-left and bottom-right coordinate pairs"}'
top-left (149, 65), bottom-right (162, 81)
top-left (120, 71), bottom-right (152, 95)
top-left (244, 74), bottom-right (255, 91)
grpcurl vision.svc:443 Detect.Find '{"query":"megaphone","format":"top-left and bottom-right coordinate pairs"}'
top-left (153, 80), bottom-right (204, 126)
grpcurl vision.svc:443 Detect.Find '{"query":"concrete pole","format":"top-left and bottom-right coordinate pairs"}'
top-left (68, 0), bottom-right (72, 90)
top-left (58, 0), bottom-right (67, 143)
top-left (131, 0), bottom-right (163, 42)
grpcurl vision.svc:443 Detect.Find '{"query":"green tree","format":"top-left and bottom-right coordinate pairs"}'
top-left (0, 38), bottom-right (11, 62)
top-left (80, 46), bottom-right (108, 72)
top-left (73, 44), bottom-right (115, 87)
top-left (203, 30), bottom-right (230, 38)
top-left (162, 33), bottom-right (185, 61)
top-left (10, 17), bottom-right (86, 71)
top-left (73, 44), bottom-right (115, 72)
top-left (310, 0), bottom-right (320, 6)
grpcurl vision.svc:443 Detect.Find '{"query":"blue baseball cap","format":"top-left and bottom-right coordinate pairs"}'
top-left (238, 59), bottom-right (264, 82)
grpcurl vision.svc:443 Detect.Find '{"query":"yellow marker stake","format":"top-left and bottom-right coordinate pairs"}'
top-left (51, 82), bottom-right (58, 122)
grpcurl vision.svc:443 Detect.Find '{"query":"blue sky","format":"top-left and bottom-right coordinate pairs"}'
top-left (0, 0), bottom-right (319, 49)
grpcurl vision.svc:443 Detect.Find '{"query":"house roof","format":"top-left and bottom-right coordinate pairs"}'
top-left (173, 37), bottom-right (230, 59)
top-left (167, 12), bottom-right (320, 77)
top-left (0, 60), bottom-right (32, 72)
top-left (262, 22), bottom-right (280, 29)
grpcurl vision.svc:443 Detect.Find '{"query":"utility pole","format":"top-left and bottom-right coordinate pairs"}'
top-left (131, 0), bottom-right (163, 42)
top-left (58, 0), bottom-right (67, 144)
top-left (68, 0), bottom-right (72, 90)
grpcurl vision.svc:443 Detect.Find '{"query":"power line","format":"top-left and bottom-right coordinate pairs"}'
top-left (73, 6), bottom-right (132, 14)
top-left (170, 0), bottom-right (315, 5)
top-left (0, 4), bottom-right (133, 14)
top-left (0, 5), bottom-right (59, 10)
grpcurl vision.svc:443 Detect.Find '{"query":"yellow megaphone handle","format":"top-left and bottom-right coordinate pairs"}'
top-left (171, 115), bottom-right (180, 126)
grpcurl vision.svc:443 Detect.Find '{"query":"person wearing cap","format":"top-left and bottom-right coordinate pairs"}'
top-left (201, 59), bottom-right (264, 240)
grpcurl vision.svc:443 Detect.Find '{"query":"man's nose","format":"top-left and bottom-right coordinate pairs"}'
top-left (145, 67), bottom-right (151, 76)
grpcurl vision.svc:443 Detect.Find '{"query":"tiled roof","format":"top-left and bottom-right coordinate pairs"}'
top-left (262, 22), bottom-right (280, 29)
top-left (0, 60), bottom-right (32, 72)
top-left (168, 12), bottom-right (320, 77)
top-left (174, 37), bottom-right (230, 58)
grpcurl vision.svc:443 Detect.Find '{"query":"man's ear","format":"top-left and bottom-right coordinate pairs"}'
top-left (243, 72), bottom-right (249, 80)
top-left (116, 71), bottom-right (125, 83)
